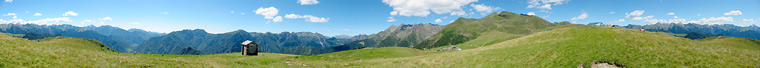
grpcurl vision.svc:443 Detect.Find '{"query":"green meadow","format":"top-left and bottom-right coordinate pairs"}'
top-left (2, 27), bottom-right (758, 67)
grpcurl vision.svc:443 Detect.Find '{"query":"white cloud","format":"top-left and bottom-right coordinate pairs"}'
top-left (1, 17), bottom-right (73, 24)
top-left (382, 0), bottom-right (478, 17)
top-left (33, 17), bottom-right (73, 24)
top-left (537, 4), bottom-right (551, 10)
top-left (132, 22), bottom-right (140, 25)
top-left (526, 0), bottom-right (570, 10)
top-left (743, 19), bottom-right (756, 23)
top-left (570, 12), bottom-right (588, 21)
top-left (625, 10), bottom-right (644, 18)
top-left (449, 10), bottom-right (467, 16)
top-left (539, 10), bottom-right (550, 13)
top-left (631, 15), bottom-right (653, 21)
top-left (255, 7), bottom-right (284, 23)
top-left (241, 12), bottom-right (245, 15)
top-left (609, 12), bottom-right (615, 14)
top-left (623, 10), bottom-right (655, 21)
top-left (81, 19), bottom-right (95, 24)
top-left (689, 17), bottom-right (733, 24)
top-left (62, 11), bottom-right (78, 16)
top-left (642, 16), bottom-right (737, 25)
top-left (470, 4), bottom-right (500, 15)
top-left (435, 19), bottom-right (442, 23)
top-left (99, 17), bottom-right (112, 21)
top-left (34, 13), bottom-right (42, 16)
top-left (12, 16), bottom-right (17, 19)
top-left (230, 11), bottom-right (235, 13)
top-left (3, 13), bottom-right (16, 16)
top-left (390, 11), bottom-right (399, 16)
top-left (666, 12), bottom-right (674, 15)
top-left (0, 19), bottom-right (23, 24)
top-left (255, 7), bottom-right (279, 18)
top-left (673, 16), bottom-right (678, 18)
top-left (724, 10), bottom-right (742, 15)
top-left (272, 16), bottom-right (283, 22)
top-left (84, 20), bottom-right (95, 22)
top-left (644, 19), bottom-right (686, 24)
top-left (298, 0), bottom-right (319, 5)
top-left (4, 0), bottom-right (11, 2)
top-left (162, 12), bottom-right (168, 15)
top-left (527, 12), bottom-right (535, 15)
top-left (611, 19), bottom-right (625, 23)
top-left (387, 17), bottom-right (396, 22)
top-left (284, 14), bottom-right (329, 22)
top-left (344, 29), bottom-right (350, 31)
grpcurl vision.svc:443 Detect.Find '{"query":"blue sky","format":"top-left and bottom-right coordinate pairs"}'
top-left (1, 0), bottom-right (759, 36)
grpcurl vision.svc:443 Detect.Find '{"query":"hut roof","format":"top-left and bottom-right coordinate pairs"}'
top-left (242, 40), bottom-right (253, 45)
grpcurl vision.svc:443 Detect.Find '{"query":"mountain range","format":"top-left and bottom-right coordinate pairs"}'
top-left (136, 23), bottom-right (444, 55)
top-left (0, 24), bottom-right (163, 52)
top-left (4, 11), bottom-right (760, 56)
top-left (135, 29), bottom-right (372, 55)
top-left (340, 23), bottom-right (444, 48)
top-left (624, 23), bottom-right (760, 40)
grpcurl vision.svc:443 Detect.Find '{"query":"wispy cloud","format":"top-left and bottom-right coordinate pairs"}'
top-left (62, 11), bottom-right (78, 16)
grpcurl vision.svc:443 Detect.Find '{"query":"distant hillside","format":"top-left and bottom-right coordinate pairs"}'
top-left (683, 32), bottom-right (724, 40)
top-left (331, 34), bottom-right (370, 44)
top-left (415, 11), bottom-right (571, 49)
top-left (624, 23), bottom-right (760, 40)
top-left (48, 25), bottom-right (165, 44)
top-left (21, 32), bottom-right (61, 40)
top-left (0, 24), bottom-right (160, 52)
top-left (136, 29), bottom-right (254, 54)
top-left (0, 32), bottom-right (114, 52)
top-left (248, 31), bottom-right (356, 55)
top-left (135, 29), bottom-right (366, 55)
top-left (337, 23), bottom-right (444, 49)
top-left (80, 25), bottom-right (165, 44)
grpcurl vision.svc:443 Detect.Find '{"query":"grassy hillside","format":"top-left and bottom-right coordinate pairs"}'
top-left (3, 33), bottom-right (24, 37)
top-left (415, 11), bottom-right (572, 49)
top-left (333, 23), bottom-right (444, 51)
top-left (288, 27), bottom-right (760, 67)
top-left (3, 27), bottom-right (759, 67)
top-left (296, 47), bottom-right (426, 61)
top-left (369, 23), bottom-right (444, 48)
top-left (0, 32), bottom-right (300, 67)
top-left (0, 24), bottom-right (162, 53)
top-left (699, 36), bottom-right (760, 51)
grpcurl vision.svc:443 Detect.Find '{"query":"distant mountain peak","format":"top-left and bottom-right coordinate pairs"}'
top-left (227, 29), bottom-right (248, 33)
top-left (175, 29), bottom-right (207, 33)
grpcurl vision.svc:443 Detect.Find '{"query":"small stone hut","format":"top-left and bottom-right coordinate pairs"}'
top-left (241, 40), bottom-right (258, 56)
top-left (443, 45), bottom-right (461, 51)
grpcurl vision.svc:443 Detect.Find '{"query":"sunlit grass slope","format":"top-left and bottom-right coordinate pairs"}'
top-left (294, 47), bottom-right (426, 61)
top-left (0, 33), bottom-right (299, 67)
top-left (334, 26), bottom-right (759, 67)
top-left (2, 26), bottom-right (759, 67)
